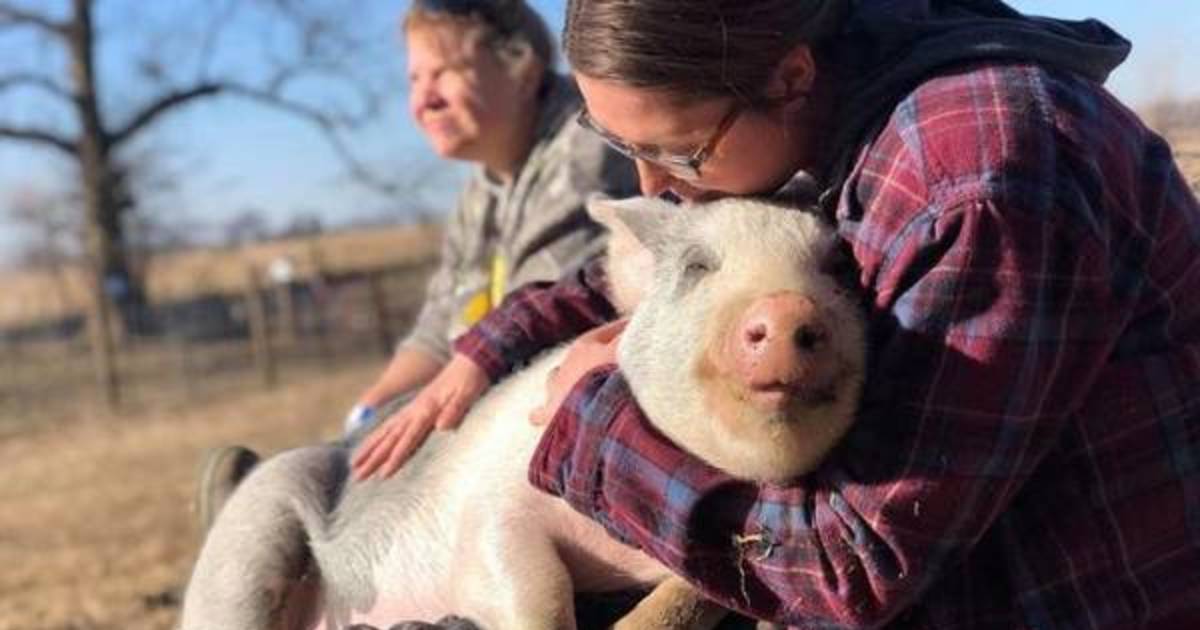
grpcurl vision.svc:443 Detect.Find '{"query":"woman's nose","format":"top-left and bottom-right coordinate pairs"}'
top-left (410, 79), bottom-right (442, 114)
top-left (635, 159), bottom-right (677, 197)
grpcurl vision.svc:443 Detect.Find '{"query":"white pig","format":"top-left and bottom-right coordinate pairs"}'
top-left (179, 196), bottom-right (866, 630)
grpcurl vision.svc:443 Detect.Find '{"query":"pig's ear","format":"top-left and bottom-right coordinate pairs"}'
top-left (586, 196), bottom-right (675, 250)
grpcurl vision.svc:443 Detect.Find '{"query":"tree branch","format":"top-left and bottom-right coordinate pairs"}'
top-left (108, 77), bottom-right (390, 190)
top-left (110, 72), bottom-right (375, 148)
top-left (109, 83), bottom-right (222, 147)
top-left (0, 3), bottom-right (68, 36)
top-left (195, 0), bottom-right (240, 80)
top-left (219, 82), bottom-right (396, 194)
top-left (215, 78), bottom-right (368, 126)
top-left (0, 71), bottom-right (74, 103)
top-left (0, 123), bottom-right (75, 156)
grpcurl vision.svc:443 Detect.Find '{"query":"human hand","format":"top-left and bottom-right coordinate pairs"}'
top-left (351, 352), bottom-right (490, 480)
top-left (530, 319), bottom-right (627, 426)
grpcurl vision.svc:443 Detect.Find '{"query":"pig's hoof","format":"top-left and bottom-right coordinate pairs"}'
top-left (387, 618), bottom-right (481, 630)
top-left (434, 617), bottom-right (482, 630)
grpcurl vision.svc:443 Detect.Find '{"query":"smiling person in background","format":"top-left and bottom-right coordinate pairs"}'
top-left (346, 0), bottom-right (637, 438)
top-left (197, 0), bottom-right (637, 528)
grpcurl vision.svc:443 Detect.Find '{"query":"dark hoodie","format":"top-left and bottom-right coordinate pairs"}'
top-left (805, 0), bottom-right (1132, 209)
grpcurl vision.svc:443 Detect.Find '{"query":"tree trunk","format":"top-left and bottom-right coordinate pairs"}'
top-left (68, 0), bottom-right (122, 408)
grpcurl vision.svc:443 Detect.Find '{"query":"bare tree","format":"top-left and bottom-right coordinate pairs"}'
top-left (222, 206), bottom-right (273, 247)
top-left (281, 209), bottom-right (325, 238)
top-left (0, 0), bottom-right (396, 406)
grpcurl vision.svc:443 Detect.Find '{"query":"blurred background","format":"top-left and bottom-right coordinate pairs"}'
top-left (0, 2), bottom-right (1196, 629)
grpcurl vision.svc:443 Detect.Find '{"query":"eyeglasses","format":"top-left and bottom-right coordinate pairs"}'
top-left (577, 102), bottom-right (742, 181)
top-left (412, 0), bottom-right (519, 35)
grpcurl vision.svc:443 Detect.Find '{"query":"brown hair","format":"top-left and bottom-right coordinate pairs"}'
top-left (405, 0), bottom-right (558, 78)
top-left (564, 0), bottom-right (848, 108)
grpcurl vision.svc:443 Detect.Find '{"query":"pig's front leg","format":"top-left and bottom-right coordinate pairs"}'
top-left (457, 524), bottom-right (578, 630)
top-left (610, 576), bottom-right (727, 630)
top-left (370, 617), bottom-right (483, 630)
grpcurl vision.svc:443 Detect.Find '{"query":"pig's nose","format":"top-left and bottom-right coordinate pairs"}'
top-left (727, 292), bottom-right (829, 389)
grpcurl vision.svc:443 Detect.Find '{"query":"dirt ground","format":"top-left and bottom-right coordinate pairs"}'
top-left (0, 359), bottom-right (384, 630)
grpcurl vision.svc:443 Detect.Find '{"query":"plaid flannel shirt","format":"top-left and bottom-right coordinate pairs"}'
top-left (453, 62), bottom-right (1200, 629)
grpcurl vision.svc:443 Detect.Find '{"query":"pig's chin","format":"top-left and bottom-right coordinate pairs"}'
top-left (743, 379), bottom-right (840, 415)
top-left (695, 362), bottom-right (860, 482)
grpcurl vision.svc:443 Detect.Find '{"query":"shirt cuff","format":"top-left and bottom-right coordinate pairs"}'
top-left (451, 326), bottom-right (509, 383)
top-left (528, 364), bottom-right (626, 514)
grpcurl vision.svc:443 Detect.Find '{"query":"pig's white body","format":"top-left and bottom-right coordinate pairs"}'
top-left (182, 345), bottom-right (669, 630)
top-left (181, 198), bottom-right (865, 630)
top-left (340, 345), bottom-right (668, 624)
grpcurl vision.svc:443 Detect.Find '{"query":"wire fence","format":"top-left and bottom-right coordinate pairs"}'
top-left (0, 260), bottom-right (437, 434)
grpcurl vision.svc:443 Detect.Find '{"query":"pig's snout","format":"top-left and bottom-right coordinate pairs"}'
top-left (722, 291), bottom-right (833, 408)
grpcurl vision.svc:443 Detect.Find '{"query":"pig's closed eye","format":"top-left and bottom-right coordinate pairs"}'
top-left (682, 245), bottom-right (718, 274)
top-left (677, 245), bottom-right (719, 293)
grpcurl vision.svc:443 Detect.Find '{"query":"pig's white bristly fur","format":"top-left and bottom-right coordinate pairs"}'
top-left (182, 346), bottom-right (669, 630)
top-left (181, 196), bottom-right (866, 630)
top-left (606, 197), bottom-right (866, 481)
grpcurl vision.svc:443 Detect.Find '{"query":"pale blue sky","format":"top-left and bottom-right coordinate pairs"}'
top-left (0, 1), bottom-right (1196, 263)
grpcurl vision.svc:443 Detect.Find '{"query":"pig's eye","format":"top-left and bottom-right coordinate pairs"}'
top-left (682, 246), bottom-right (717, 273)
top-left (677, 245), bottom-right (719, 293)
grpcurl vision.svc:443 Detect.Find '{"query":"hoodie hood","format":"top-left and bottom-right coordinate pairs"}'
top-left (803, 0), bottom-right (1131, 209)
top-left (839, 0), bottom-right (1130, 88)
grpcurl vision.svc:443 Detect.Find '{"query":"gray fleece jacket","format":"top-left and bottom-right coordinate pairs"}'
top-left (401, 73), bottom-right (639, 361)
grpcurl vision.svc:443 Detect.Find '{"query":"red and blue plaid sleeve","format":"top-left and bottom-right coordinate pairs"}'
top-left (531, 197), bottom-right (1127, 626)
top-left (453, 257), bottom-right (618, 381)
top-left (528, 63), bottom-right (1200, 629)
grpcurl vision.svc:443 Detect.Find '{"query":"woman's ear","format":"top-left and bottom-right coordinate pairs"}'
top-left (767, 44), bottom-right (817, 109)
top-left (511, 52), bottom-right (546, 101)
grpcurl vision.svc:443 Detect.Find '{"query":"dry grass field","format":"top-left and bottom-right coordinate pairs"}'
top-left (0, 227), bottom-right (438, 629)
top-left (0, 223), bottom-right (441, 331)
top-left (1173, 130), bottom-right (1200, 192)
top-left (0, 356), bottom-right (383, 630)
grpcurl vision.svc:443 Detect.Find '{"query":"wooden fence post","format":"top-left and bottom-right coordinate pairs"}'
top-left (244, 267), bottom-right (276, 389)
top-left (0, 333), bottom-right (18, 363)
top-left (171, 332), bottom-right (195, 400)
top-left (274, 282), bottom-right (298, 347)
top-left (87, 277), bottom-right (120, 410)
top-left (367, 270), bottom-right (394, 358)
top-left (310, 278), bottom-right (332, 362)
